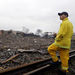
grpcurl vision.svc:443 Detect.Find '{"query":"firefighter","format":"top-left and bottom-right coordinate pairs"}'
top-left (48, 12), bottom-right (73, 74)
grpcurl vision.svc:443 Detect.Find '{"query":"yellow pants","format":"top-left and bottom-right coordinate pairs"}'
top-left (48, 43), bottom-right (69, 71)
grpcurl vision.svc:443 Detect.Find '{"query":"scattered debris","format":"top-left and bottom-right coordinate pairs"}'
top-left (1, 54), bottom-right (19, 64)
top-left (0, 30), bottom-right (74, 70)
top-left (0, 49), bottom-right (50, 69)
top-left (0, 67), bottom-right (4, 71)
top-left (0, 30), bottom-right (54, 50)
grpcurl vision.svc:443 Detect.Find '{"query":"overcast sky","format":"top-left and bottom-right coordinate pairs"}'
top-left (0, 0), bottom-right (75, 33)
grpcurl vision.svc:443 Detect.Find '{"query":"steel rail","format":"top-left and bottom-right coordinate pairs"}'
top-left (0, 50), bottom-right (75, 75)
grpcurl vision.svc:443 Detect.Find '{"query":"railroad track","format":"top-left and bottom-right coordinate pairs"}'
top-left (0, 50), bottom-right (75, 75)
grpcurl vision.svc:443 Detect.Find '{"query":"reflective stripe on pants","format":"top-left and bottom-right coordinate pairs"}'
top-left (48, 43), bottom-right (69, 71)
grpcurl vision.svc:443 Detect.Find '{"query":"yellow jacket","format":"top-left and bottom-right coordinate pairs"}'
top-left (54, 18), bottom-right (73, 49)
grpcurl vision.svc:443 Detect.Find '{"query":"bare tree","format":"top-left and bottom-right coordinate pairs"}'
top-left (36, 29), bottom-right (42, 35)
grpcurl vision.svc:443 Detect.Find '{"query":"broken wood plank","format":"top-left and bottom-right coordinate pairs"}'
top-left (18, 49), bottom-right (48, 54)
top-left (1, 54), bottom-right (19, 64)
top-left (18, 49), bottom-right (38, 53)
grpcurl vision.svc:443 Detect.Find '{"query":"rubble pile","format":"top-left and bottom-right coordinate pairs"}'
top-left (0, 30), bottom-right (54, 69)
top-left (0, 49), bottom-right (50, 69)
top-left (0, 30), bottom-right (54, 50)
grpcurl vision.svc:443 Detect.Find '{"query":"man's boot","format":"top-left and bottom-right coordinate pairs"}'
top-left (58, 69), bottom-right (69, 75)
top-left (50, 61), bottom-right (60, 69)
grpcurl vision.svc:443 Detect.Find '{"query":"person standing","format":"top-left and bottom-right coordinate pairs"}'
top-left (48, 12), bottom-right (73, 74)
